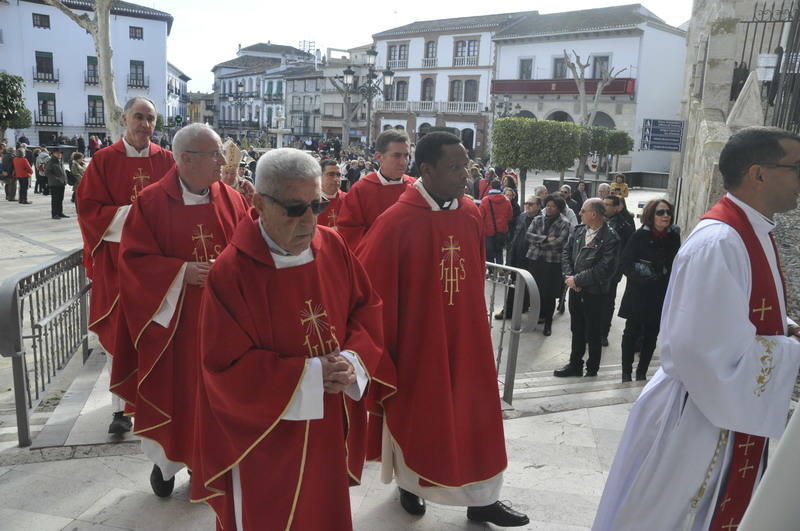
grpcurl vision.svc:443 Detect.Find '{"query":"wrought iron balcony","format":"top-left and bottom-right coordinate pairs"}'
top-left (85, 71), bottom-right (99, 86)
top-left (85, 114), bottom-right (105, 127)
top-left (491, 77), bottom-right (636, 97)
top-left (218, 119), bottom-right (260, 129)
top-left (263, 93), bottom-right (284, 102)
top-left (127, 75), bottom-right (149, 89)
top-left (376, 100), bottom-right (483, 114)
top-left (35, 111), bottom-right (63, 126)
top-left (33, 67), bottom-right (59, 83)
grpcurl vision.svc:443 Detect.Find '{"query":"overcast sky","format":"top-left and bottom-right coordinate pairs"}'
top-left (154, 0), bottom-right (694, 92)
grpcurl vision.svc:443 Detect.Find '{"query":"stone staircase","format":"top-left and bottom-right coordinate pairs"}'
top-left (501, 359), bottom-right (661, 419)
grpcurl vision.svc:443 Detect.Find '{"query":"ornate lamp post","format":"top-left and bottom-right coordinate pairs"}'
top-left (227, 80), bottom-right (254, 136)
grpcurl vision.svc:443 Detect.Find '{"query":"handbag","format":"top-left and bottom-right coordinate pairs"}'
top-left (488, 197), bottom-right (507, 247)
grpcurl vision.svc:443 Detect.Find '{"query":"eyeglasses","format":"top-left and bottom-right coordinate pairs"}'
top-left (260, 193), bottom-right (329, 217)
top-left (655, 209), bottom-right (672, 217)
top-left (185, 150), bottom-right (225, 161)
top-left (756, 162), bottom-right (800, 175)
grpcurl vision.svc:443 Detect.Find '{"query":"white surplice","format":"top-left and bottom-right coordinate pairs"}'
top-left (593, 193), bottom-right (800, 531)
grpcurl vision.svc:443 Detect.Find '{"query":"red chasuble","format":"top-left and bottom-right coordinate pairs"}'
top-left (336, 172), bottom-right (414, 248)
top-left (702, 196), bottom-right (786, 530)
top-left (356, 186), bottom-right (507, 489)
top-left (112, 170), bottom-right (248, 470)
top-left (190, 213), bottom-right (391, 531)
top-left (76, 141), bottom-right (174, 355)
top-left (319, 189), bottom-right (347, 229)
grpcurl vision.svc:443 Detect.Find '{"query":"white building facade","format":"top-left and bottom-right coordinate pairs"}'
top-left (0, 0), bottom-right (172, 146)
top-left (167, 62), bottom-right (190, 125)
top-left (492, 5), bottom-right (687, 172)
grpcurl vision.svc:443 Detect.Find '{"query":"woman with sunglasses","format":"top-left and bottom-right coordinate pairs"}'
top-left (617, 199), bottom-right (681, 381)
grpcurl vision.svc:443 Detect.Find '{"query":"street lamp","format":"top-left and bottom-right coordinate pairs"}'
top-left (227, 80), bottom-right (254, 135)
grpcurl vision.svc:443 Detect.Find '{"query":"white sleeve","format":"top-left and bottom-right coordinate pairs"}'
top-left (659, 228), bottom-right (800, 439)
top-left (340, 350), bottom-right (369, 401)
top-left (151, 263), bottom-right (188, 328)
top-left (282, 358), bottom-right (324, 421)
top-left (103, 204), bottom-right (132, 243)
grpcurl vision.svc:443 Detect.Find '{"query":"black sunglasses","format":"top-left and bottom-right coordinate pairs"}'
top-left (655, 209), bottom-right (672, 217)
top-left (260, 193), bottom-right (329, 217)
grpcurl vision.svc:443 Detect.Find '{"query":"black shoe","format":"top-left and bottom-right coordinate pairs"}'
top-left (59, 214), bottom-right (69, 218)
top-left (537, 318), bottom-right (545, 325)
top-left (467, 501), bottom-right (529, 527)
top-left (601, 337), bottom-right (609, 347)
top-left (584, 369), bottom-right (598, 377)
top-left (553, 363), bottom-right (582, 377)
top-left (542, 322), bottom-right (552, 336)
top-left (19, 201), bottom-right (32, 204)
top-left (52, 215), bottom-right (61, 220)
top-left (108, 411), bottom-right (132, 435)
top-left (150, 464), bottom-right (175, 498)
top-left (399, 488), bottom-right (425, 515)
top-left (622, 372), bottom-right (632, 382)
top-left (494, 310), bottom-right (505, 320)
top-left (557, 301), bottom-right (565, 314)
top-left (636, 374), bottom-right (647, 381)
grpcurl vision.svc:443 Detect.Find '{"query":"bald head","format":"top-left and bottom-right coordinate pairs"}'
top-left (580, 198), bottom-right (606, 229)
top-left (122, 97), bottom-right (157, 150)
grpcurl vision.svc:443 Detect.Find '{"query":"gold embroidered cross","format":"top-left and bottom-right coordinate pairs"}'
top-left (130, 168), bottom-right (151, 200)
top-left (440, 235), bottom-right (466, 306)
top-left (721, 518), bottom-right (739, 530)
top-left (301, 299), bottom-right (338, 356)
top-left (739, 459), bottom-right (754, 478)
top-left (327, 209), bottom-right (338, 229)
top-left (752, 298), bottom-right (773, 321)
top-left (191, 224), bottom-right (214, 262)
top-left (738, 435), bottom-right (755, 456)
top-left (719, 496), bottom-right (732, 512)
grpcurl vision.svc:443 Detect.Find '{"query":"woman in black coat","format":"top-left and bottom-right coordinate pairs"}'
top-left (618, 199), bottom-right (681, 382)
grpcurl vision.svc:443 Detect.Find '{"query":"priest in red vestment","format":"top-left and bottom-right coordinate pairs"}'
top-left (319, 159), bottom-right (346, 229)
top-left (76, 97), bottom-right (174, 435)
top-left (190, 148), bottom-right (392, 531)
top-left (112, 124), bottom-right (248, 497)
top-left (357, 132), bottom-right (529, 527)
top-left (336, 129), bottom-right (414, 248)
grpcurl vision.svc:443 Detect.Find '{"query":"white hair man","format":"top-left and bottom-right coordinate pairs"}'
top-left (190, 148), bottom-right (391, 530)
top-left (597, 182), bottom-right (611, 199)
top-left (77, 96), bottom-right (175, 436)
top-left (112, 123), bottom-right (249, 497)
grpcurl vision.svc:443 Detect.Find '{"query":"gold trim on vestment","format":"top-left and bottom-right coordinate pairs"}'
top-left (754, 336), bottom-right (777, 397)
top-left (285, 420), bottom-right (311, 531)
top-left (89, 293), bottom-right (119, 331)
top-left (108, 369), bottom-right (135, 391)
top-left (134, 267), bottom-right (187, 350)
top-left (341, 392), bottom-right (361, 486)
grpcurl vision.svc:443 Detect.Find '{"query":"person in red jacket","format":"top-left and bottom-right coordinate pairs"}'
top-left (12, 149), bottom-right (34, 204)
top-left (479, 179), bottom-right (513, 263)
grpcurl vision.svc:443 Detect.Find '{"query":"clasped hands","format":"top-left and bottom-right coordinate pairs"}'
top-left (185, 261), bottom-right (211, 286)
top-left (565, 275), bottom-right (582, 292)
top-left (320, 351), bottom-right (356, 394)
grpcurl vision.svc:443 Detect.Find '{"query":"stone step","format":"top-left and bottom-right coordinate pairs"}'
top-left (505, 385), bottom-right (644, 419)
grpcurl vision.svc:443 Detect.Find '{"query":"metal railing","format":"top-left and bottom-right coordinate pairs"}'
top-left (34, 111), bottom-right (63, 126)
top-left (33, 67), bottom-right (59, 83)
top-left (485, 262), bottom-right (539, 405)
top-left (0, 249), bottom-right (90, 447)
top-left (127, 74), bottom-right (149, 89)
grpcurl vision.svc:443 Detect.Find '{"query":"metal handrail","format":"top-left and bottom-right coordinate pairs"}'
top-left (0, 249), bottom-right (90, 446)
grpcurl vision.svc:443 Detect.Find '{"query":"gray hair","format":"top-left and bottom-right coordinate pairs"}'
top-left (584, 198), bottom-right (605, 217)
top-left (172, 123), bottom-right (219, 160)
top-left (256, 148), bottom-right (320, 196)
top-left (123, 96), bottom-right (156, 113)
top-left (533, 185), bottom-right (548, 196)
top-left (560, 184), bottom-right (572, 193)
top-left (597, 183), bottom-right (611, 193)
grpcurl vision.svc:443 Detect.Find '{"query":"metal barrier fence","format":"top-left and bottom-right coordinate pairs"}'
top-left (0, 249), bottom-right (90, 446)
top-left (485, 262), bottom-right (539, 405)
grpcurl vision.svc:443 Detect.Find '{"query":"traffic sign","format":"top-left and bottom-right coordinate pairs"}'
top-left (640, 119), bottom-right (684, 152)
top-left (175, 116), bottom-right (183, 124)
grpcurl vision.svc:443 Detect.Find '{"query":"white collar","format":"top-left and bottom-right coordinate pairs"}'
top-left (377, 170), bottom-right (405, 185)
top-left (726, 192), bottom-right (776, 236)
top-left (178, 177), bottom-right (210, 205)
top-left (413, 179), bottom-right (458, 211)
top-left (122, 137), bottom-right (151, 157)
top-left (258, 218), bottom-right (314, 268)
top-left (321, 190), bottom-right (338, 200)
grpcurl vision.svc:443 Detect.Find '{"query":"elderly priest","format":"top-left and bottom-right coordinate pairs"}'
top-left (190, 148), bottom-right (391, 530)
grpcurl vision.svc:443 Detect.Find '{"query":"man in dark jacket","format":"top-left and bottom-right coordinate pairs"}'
top-left (601, 195), bottom-right (635, 346)
top-left (555, 198), bottom-right (619, 377)
top-left (496, 196), bottom-right (541, 318)
top-left (45, 149), bottom-right (68, 219)
top-left (2, 147), bottom-right (16, 201)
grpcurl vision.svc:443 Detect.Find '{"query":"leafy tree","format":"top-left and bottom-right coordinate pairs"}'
top-left (9, 108), bottom-right (32, 131)
top-left (0, 74), bottom-right (27, 142)
top-left (155, 113), bottom-right (164, 132)
top-left (492, 118), bottom-right (534, 204)
top-left (607, 130), bottom-right (634, 173)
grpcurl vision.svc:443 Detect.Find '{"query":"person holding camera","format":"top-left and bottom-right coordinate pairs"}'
top-left (479, 179), bottom-right (513, 263)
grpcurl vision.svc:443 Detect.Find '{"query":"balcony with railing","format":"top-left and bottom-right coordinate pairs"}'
top-left (35, 111), bottom-right (63, 126)
top-left (376, 100), bottom-right (484, 114)
top-left (85, 71), bottom-right (99, 86)
top-left (263, 93), bottom-right (284, 102)
top-left (491, 77), bottom-right (636, 96)
top-left (85, 114), bottom-right (105, 127)
top-left (127, 74), bottom-right (149, 89)
top-left (218, 119), bottom-right (261, 129)
top-left (421, 57), bottom-right (437, 68)
top-left (33, 67), bottom-right (59, 83)
top-left (453, 56), bottom-right (479, 67)
top-left (388, 59), bottom-right (408, 70)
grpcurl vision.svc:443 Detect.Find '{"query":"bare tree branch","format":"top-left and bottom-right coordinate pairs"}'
top-left (587, 66), bottom-right (627, 126)
top-left (41, 0), bottom-right (95, 34)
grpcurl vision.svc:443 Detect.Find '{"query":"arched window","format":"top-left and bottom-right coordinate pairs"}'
top-left (425, 41), bottom-right (437, 59)
top-left (449, 80), bottom-right (463, 102)
top-left (421, 78), bottom-right (434, 101)
top-left (464, 79), bottom-right (478, 102)
top-left (395, 80), bottom-right (408, 101)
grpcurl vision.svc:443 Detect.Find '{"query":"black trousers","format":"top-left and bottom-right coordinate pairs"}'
top-left (532, 260), bottom-right (562, 325)
top-left (485, 236), bottom-right (504, 264)
top-left (504, 259), bottom-right (534, 315)
top-left (17, 178), bottom-right (29, 203)
top-left (601, 281), bottom-right (620, 339)
top-left (50, 185), bottom-right (65, 217)
top-left (568, 290), bottom-right (605, 372)
top-left (4, 178), bottom-right (17, 201)
top-left (621, 317), bottom-right (660, 377)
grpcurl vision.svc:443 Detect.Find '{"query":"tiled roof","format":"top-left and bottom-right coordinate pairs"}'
top-left (24, 0), bottom-right (174, 32)
top-left (494, 4), bottom-right (675, 39)
top-left (373, 11), bottom-right (535, 38)
top-left (240, 43), bottom-right (313, 58)
top-left (283, 64), bottom-right (323, 79)
top-left (212, 56), bottom-right (282, 74)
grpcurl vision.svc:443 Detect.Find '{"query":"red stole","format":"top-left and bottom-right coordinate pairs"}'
top-left (702, 196), bottom-right (785, 530)
top-left (112, 172), bottom-right (247, 470)
top-left (319, 189), bottom-right (347, 229)
top-left (77, 141), bottom-right (173, 355)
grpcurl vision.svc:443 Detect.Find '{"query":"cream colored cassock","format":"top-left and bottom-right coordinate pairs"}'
top-left (592, 193), bottom-right (800, 531)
